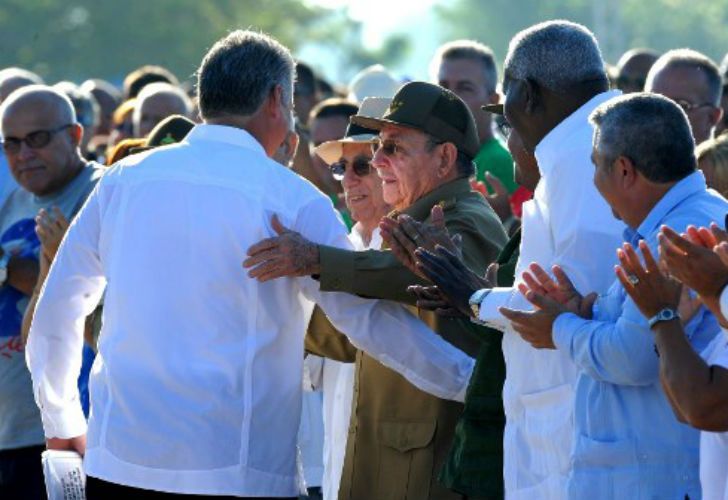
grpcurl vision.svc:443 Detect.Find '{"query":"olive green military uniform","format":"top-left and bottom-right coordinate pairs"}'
top-left (306, 178), bottom-right (507, 500)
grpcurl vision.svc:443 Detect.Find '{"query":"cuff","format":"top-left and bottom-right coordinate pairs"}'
top-left (478, 287), bottom-right (515, 330)
top-left (720, 285), bottom-right (728, 319)
top-left (41, 404), bottom-right (87, 439)
top-left (552, 312), bottom-right (582, 351)
top-left (453, 357), bottom-right (476, 403)
top-left (318, 245), bottom-right (357, 292)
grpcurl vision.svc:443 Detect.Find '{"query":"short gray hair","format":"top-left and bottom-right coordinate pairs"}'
top-left (197, 30), bottom-right (294, 119)
top-left (589, 93), bottom-right (696, 183)
top-left (646, 49), bottom-right (722, 106)
top-left (504, 20), bottom-right (606, 91)
top-left (430, 40), bottom-right (498, 93)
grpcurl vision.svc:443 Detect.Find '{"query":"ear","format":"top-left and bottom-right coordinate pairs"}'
top-left (711, 106), bottom-right (724, 128)
top-left (522, 78), bottom-right (541, 115)
top-left (266, 84), bottom-right (284, 119)
top-left (614, 155), bottom-right (638, 188)
top-left (69, 124), bottom-right (83, 148)
top-left (438, 142), bottom-right (458, 178)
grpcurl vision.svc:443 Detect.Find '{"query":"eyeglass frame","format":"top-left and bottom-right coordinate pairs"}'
top-left (1, 124), bottom-right (75, 154)
top-left (329, 156), bottom-right (373, 181)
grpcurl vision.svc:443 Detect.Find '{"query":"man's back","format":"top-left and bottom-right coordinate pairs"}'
top-left (43, 124), bottom-right (349, 496)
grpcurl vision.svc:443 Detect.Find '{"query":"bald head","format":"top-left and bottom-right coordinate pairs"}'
top-left (133, 82), bottom-right (192, 137)
top-left (616, 49), bottom-right (659, 93)
top-left (0, 67), bottom-right (44, 104)
top-left (1, 85), bottom-right (76, 133)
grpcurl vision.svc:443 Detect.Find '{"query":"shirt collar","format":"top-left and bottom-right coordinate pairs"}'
top-left (624, 170), bottom-right (707, 243)
top-left (535, 89), bottom-right (621, 177)
top-left (185, 123), bottom-right (266, 155)
top-left (399, 177), bottom-right (472, 221)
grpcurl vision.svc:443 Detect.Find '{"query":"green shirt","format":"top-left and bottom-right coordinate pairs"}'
top-left (474, 137), bottom-right (517, 194)
top-left (438, 229), bottom-right (521, 499)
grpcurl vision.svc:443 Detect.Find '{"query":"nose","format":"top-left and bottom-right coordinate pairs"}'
top-left (371, 146), bottom-right (388, 171)
top-left (17, 141), bottom-right (36, 162)
top-left (341, 164), bottom-right (360, 189)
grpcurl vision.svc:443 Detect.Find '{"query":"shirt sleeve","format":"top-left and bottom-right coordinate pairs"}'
top-left (294, 196), bottom-right (474, 402)
top-left (25, 182), bottom-right (108, 439)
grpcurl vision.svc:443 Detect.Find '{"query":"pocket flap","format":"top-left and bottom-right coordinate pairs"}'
top-left (378, 421), bottom-right (437, 453)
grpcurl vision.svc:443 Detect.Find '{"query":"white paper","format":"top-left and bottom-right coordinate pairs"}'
top-left (41, 450), bottom-right (86, 500)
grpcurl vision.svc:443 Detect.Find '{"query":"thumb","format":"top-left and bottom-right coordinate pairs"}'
top-left (580, 292), bottom-right (598, 317)
top-left (271, 214), bottom-right (289, 235)
top-left (430, 205), bottom-right (445, 230)
top-left (485, 172), bottom-right (508, 197)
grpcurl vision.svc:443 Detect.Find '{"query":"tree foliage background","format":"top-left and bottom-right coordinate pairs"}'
top-left (0, 0), bottom-right (726, 86)
top-left (436, 0), bottom-right (728, 67)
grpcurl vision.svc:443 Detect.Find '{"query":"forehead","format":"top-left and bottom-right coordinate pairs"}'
top-left (438, 58), bottom-right (486, 84)
top-left (649, 65), bottom-right (711, 101)
top-left (1, 97), bottom-right (66, 135)
top-left (380, 123), bottom-right (425, 142)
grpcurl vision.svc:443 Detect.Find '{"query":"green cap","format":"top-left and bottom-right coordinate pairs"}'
top-left (129, 114), bottom-right (195, 153)
top-left (351, 81), bottom-right (480, 158)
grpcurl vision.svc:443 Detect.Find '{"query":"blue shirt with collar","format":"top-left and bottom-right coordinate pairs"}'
top-left (552, 171), bottom-right (728, 499)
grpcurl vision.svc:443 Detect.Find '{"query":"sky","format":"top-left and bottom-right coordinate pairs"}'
top-left (302, 0), bottom-right (442, 84)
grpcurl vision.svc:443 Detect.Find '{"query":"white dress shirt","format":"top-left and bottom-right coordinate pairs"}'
top-left (477, 91), bottom-right (625, 499)
top-left (25, 124), bottom-right (474, 497)
top-left (699, 288), bottom-right (728, 500)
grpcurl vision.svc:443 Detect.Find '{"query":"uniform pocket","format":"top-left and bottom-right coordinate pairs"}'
top-left (376, 421), bottom-right (437, 499)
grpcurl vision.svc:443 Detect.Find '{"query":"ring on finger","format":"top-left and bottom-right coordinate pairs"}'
top-left (627, 274), bottom-right (640, 286)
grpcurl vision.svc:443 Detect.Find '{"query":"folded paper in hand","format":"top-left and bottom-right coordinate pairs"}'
top-left (41, 450), bottom-right (86, 500)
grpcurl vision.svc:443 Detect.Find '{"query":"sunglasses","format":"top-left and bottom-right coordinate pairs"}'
top-left (330, 157), bottom-right (372, 181)
top-left (2, 124), bottom-right (73, 154)
top-left (370, 138), bottom-right (403, 158)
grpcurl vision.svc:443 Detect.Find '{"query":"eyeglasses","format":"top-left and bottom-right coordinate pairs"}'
top-left (2, 124), bottom-right (74, 154)
top-left (329, 157), bottom-right (372, 181)
top-left (674, 98), bottom-right (715, 113)
top-left (371, 138), bottom-right (403, 158)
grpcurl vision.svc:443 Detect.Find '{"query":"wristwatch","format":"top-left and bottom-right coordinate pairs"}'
top-left (0, 251), bottom-right (10, 286)
top-left (469, 289), bottom-right (490, 319)
top-left (647, 308), bottom-right (680, 329)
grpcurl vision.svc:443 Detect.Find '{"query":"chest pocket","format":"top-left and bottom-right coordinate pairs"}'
top-left (376, 421), bottom-right (437, 499)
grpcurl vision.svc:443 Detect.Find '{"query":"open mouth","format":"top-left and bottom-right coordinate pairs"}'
top-left (347, 194), bottom-right (368, 203)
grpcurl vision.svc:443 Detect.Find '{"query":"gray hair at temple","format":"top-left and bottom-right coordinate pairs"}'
top-left (197, 30), bottom-right (294, 119)
top-left (504, 20), bottom-right (607, 91)
top-left (646, 49), bottom-right (722, 106)
top-left (589, 93), bottom-right (696, 183)
top-left (430, 40), bottom-right (498, 93)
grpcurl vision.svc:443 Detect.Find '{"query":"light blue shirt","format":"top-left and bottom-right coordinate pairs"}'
top-left (0, 151), bottom-right (18, 209)
top-left (553, 171), bottom-right (728, 499)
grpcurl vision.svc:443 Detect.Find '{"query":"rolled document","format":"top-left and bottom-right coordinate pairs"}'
top-left (41, 450), bottom-right (86, 500)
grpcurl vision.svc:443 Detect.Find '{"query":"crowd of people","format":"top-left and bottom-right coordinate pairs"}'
top-left (1, 16), bottom-right (728, 500)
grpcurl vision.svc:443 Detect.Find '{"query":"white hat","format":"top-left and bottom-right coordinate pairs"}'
top-left (347, 65), bottom-right (400, 103)
top-left (314, 97), bottom-right (391, 165)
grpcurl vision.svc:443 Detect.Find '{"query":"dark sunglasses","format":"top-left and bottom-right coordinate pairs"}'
top-left (330, 157), bottom-right (372, 181)
top-left (2, 124), bottom-right (73, 154)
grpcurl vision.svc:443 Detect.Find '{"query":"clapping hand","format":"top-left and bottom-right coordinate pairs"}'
top-left (35, 207), bottom-right (69, 265)
top-left (499, 263), bottom-right (596, 349)
top-left (380, 205), bottom-right (461, 278)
